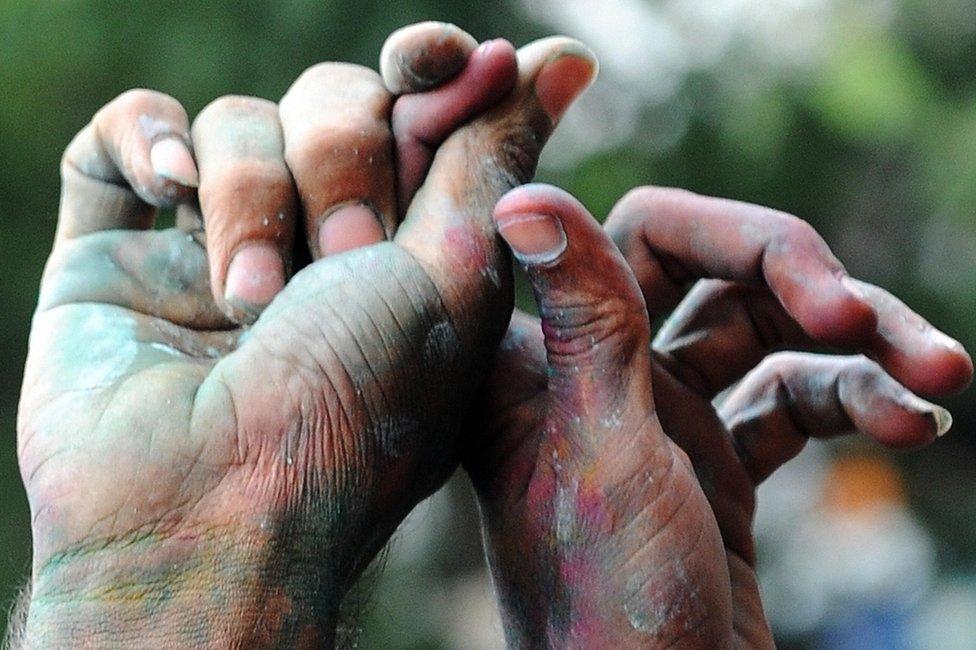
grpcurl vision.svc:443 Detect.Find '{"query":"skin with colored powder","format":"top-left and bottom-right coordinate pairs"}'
top-left (16, 23), bottom-right (597, 647)
top-left (463, 184), bottom-right (971, 646)
top-left (13, 19), bottom-right (973, 650)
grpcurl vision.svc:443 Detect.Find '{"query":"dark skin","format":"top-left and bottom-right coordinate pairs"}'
top-left (16, 20), bottom-right (972, 649)
top-left (18, 22), bottom-right (597, 647)
top-left (464, 185), bottom-right (971, 647)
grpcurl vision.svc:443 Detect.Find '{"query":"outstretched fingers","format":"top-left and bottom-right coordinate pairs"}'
top-left (606, 187), bottom-right (876, 345)
top-left (719, 352), bottom-right (952, 485)
top-left (605, 187), bottom-right (972, 397)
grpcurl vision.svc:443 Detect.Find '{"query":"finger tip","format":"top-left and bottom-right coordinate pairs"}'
top-left (471, 38), bottom-right (519, 94)
top-left (881, 343), bottom-right (974, 397)
top-left (900, 395), bottom-right (952, 444)
top-left (380, 21), bottom-right (479, 94)
top-left (864, 401), bottom-right (939, 450)
top-left (929, 333), bottom-right (974, 394)
top-left (532, 40), bottom-right (599, 122)
top-left (920, 349), bottom-right (973, 396)
top-left (150, 136), bottom-right (199, 188)
top-left (495, 212), bottom-right (568, 266)
top-left (475, 37), bottom-right (518, 68)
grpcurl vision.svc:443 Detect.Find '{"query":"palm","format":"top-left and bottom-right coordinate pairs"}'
top-left (20, 225), bottom-right (487, 583)
top-left (20, 230), bottom-right (234, 568)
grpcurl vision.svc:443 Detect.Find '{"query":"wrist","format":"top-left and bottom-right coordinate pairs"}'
top-left (24, 520), bottom-right (342, 649)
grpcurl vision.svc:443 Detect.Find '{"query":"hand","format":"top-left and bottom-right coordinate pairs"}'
top-left (17, 23), bottom-right (597, 646)
top-left (465, 184), bottom-right (972, 647)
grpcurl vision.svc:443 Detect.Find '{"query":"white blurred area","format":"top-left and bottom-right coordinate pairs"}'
top-left (521, 0), bottom-right (848, 168)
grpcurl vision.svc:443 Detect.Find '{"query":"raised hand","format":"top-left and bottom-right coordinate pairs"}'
top-left (17, 23), bottom-right (597, 646)
top-left (465, 184), bottom-right (972, 647)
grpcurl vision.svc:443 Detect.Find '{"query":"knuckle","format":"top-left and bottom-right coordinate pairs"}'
top-left (842, 355), bottom-right (883, 380)
top-left (101, 88), bottom-right (186, 128)
top-left (606, 186), bottom-right (696, 237)
top-left (284, 63), bottom-right (389, 110)
top-left (60, 125), bottom-right (96, 173)
top-left (544, 295), bottom-right (649, 361)
top-left (617, 186), bottom-right (694, 217)
top-left (284, 119), bottom-right (390, 172)
top-left (480, 122), bottom-right (543, 187)
top-left (755, 351), bottom-right (808, 378)
top-left (768, 212), bottom-right (822, 250)
top-left (195, 95), bottom-right (276, 128)
top-left (110, 88), bottom-right (167, 113)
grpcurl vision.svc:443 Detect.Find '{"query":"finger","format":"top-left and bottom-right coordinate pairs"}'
top-left (719, 352), bottom-right (952, 484)
top-left (380, 21), bottom-right (479, 94)
top-left (395, 37), bottom-right (597, 346)
top-left (854, 279), bottom-right (974, 395)
top-left (59, 89), bottom-right (197, 242)
top-left (279, 63), bottom-right (394, 260)
top-left (653, 279), bottom-right (973, 399)
top-left (389, 37), bottom-right (518, 207)
top-left (192, 96), bottom-right (297, 324)
top-left (493, 184), bottom-right (655, 434)
top-left (605, 187), bottom-right (877, 346)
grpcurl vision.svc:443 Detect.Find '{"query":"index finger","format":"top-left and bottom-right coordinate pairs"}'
top-left (608, 187), bottom-right (973, 396)
top-left (606, 186), bottom-right (877, 346)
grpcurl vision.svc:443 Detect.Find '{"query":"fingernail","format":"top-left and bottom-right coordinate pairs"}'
top-left (317, 204), bottom-right (386, 256)
top-left (150, 137), bottom-right (199, 187)
top-left (495, 212), bottom-right (567, 265)
top-left (224, 243), bottom-right (285, 317)
top-left (932, 406), bottom-right (952, 438)
top-left (535, 46), bottom-right (598, 121)
top-left (931, 406), bottom-right (953, 437)
top-left (903, 392), bottom-right (953, 437)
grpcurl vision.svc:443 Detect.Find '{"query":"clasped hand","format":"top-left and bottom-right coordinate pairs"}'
top-left (16, 21), bottom-right (972, 649)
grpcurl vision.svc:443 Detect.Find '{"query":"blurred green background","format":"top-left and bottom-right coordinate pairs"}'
top-left (3, 0), bottom-right (976, 647)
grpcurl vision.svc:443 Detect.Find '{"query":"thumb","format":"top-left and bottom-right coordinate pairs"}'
top-left (494, 184), bottom-right (654, 423)
top-left (395, 38), bottom-right (597, 348)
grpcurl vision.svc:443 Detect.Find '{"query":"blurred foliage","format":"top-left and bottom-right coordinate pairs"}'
top-left (3, 0), bottom-right (976, 646)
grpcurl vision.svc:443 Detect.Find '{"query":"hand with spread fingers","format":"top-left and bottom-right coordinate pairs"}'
top-left (17, 22), bottom-right (598, 647)
top-left (17, 15), bottom-right (974, 650)
top-left (464, 184), bottom-right (972, 647)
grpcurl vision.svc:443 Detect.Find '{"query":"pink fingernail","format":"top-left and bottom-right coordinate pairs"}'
top-left (150, 137), bottom-right (199, 187)
top-left (535, 47), bottom-right (598, 122)
top-left (224, 243), bottom-right (285, 316)
top-left (495, 212), bottom-right (567, 265)
top-left (317, 204), bottom-right (386, 256)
